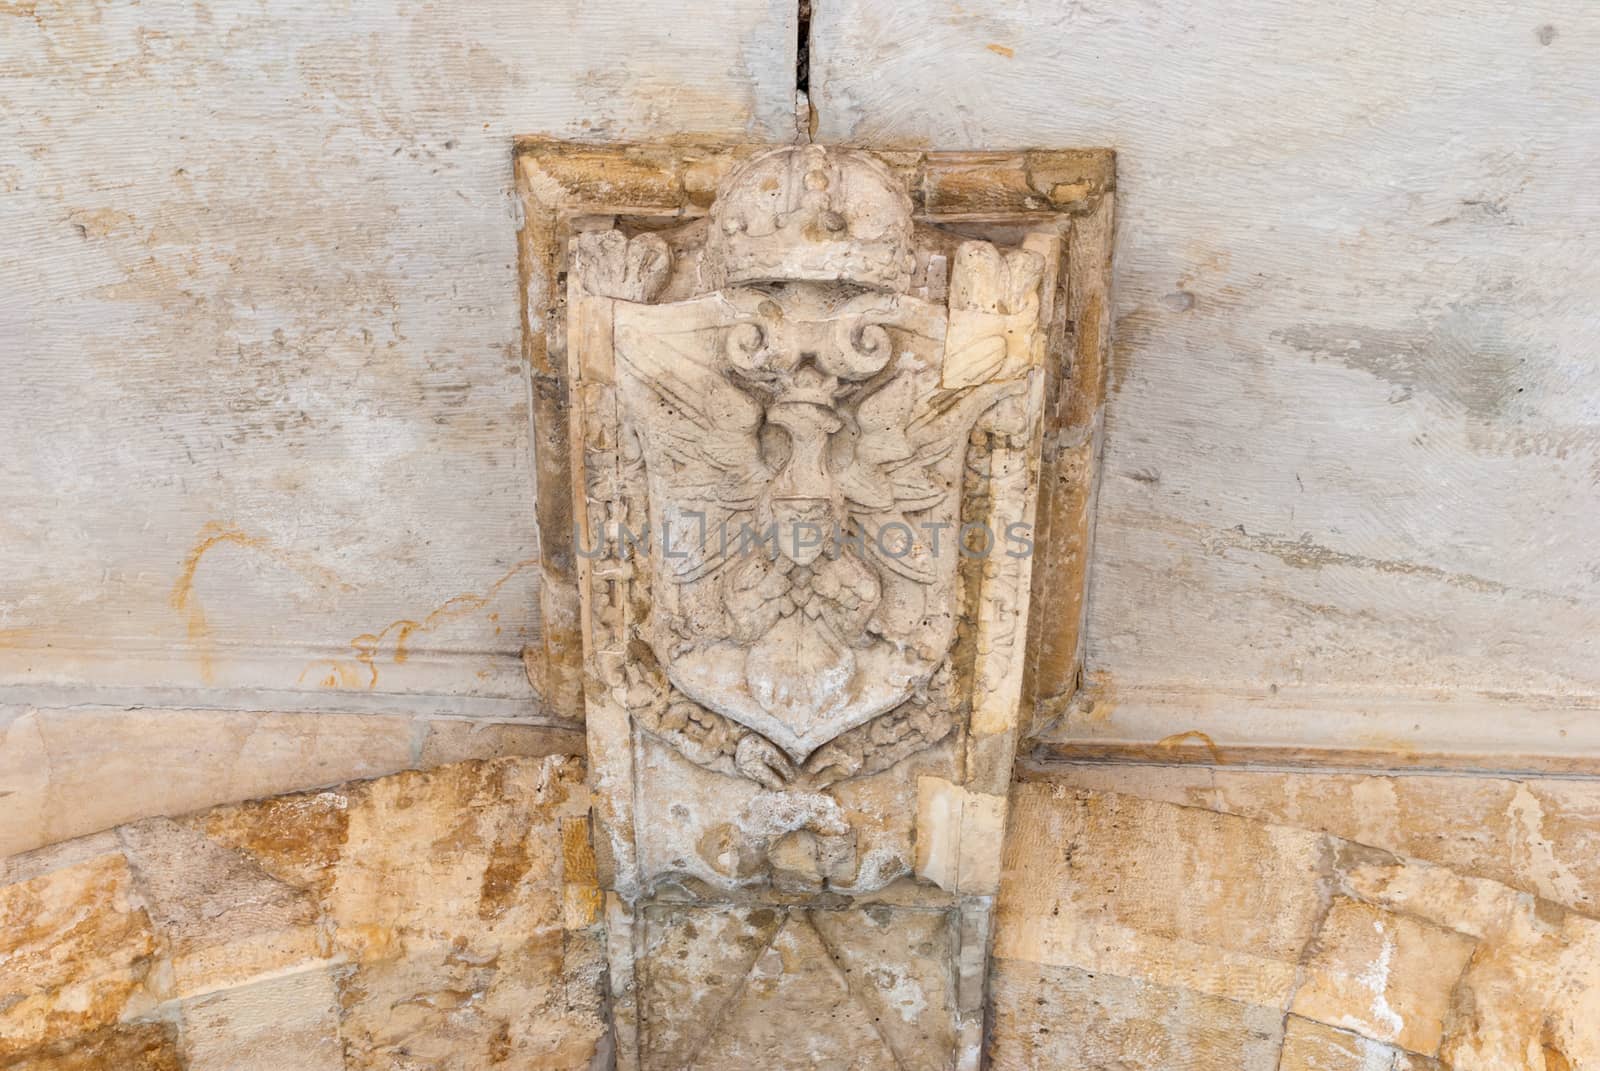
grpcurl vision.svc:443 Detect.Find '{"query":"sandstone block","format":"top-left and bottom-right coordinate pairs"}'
top-left (988, 960), bottom-right (1284, 1070)
top-left (1279, 1016), bottom-right (1446, 1070)
top-left (117, 818), bottom-right (326, 996)
top-left (996, 785), bottom-right (1332, 1007)
top-left (1291, 898), bottom-right (1476, 1055)
top-left (0, 853), bottom-right (158, 1058)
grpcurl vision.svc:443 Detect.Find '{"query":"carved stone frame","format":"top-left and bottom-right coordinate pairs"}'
top-left (516, 140), bottom-right (1115, 1069)
top-left (517, 140), bottom-right (1115, 734)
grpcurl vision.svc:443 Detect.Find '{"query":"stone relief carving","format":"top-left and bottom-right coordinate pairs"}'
top-left (523, 139), bottom-right (1114, 1071)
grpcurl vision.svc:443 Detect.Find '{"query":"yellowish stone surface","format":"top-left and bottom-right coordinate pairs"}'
top-left (10, 754), bottom-right (1600, 1067)
top-left (993, 768), bottom-right (1600, 1069)
top-left (0, 756), bottom-right (605, 1070)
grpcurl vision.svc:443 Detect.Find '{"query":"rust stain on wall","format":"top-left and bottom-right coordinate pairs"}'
top-left (1155, 730), bottom-right (1224, 764)
top-left (308, 557), bottom-right (540, 690)
top-left (170, 522), bottom-right (351, 684)
top-left (171, 524), bottom-right (314, 683)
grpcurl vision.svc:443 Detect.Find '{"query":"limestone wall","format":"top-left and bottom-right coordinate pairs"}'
top-left (4, 0), bottom-right (1600, 1067)
top-left (993, 764), bottom-right (1600, 1068)
top-left (1, 0), bottom-right (795, 707)
top-left (9, 757), bottom-right (1600, 1069)
top-left (0, 756), bottom-right (607, 1070)
top-left (812, 0), bottom-right (1600, 764)
top-left (0, 0), bottom-right (796, 843)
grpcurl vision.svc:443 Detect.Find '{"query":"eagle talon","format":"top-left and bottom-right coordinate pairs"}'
top-left (735, 734), bottom-right (795, 790)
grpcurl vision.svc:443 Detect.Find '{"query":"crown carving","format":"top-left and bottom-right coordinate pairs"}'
top-left (702, 145), bottom-right (915, 293)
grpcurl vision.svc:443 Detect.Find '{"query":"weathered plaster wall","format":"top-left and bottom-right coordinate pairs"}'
top-left (811, 0), bottom-right (1600, 759)
top-left (0, 0), bottom-right (796, 837)
top-left (1, 0), bottom-right (796, 705)
top-left (6, 0), bottom-right (1597, 816)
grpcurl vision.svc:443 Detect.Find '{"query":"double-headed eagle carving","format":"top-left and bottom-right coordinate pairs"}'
top-left (574, 145), bottom-right (1043, 787)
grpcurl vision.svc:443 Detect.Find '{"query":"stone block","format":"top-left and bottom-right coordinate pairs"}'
top-left (636, 903), bottom-right (958, 1071)
top-left (1279, 1016), bottom-right (1446, 1070)
top-left (988, 959), bottom-right (1284, 1070)
top-left (117, 818), bottom-right (326, 996)
top-left (1291, 898), bottom-right (1476, 1056)
top-left (0, 852), bottom-right (158, 1058)
top-left (177, 967), bottom-right (343, 1071)
top-left (995, 784), bottom-right (1332, 1008)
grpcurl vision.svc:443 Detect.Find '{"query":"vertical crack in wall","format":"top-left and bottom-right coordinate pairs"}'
top-left (796, 0), bottom-right (811, 94)
top-left (795, 0), bottom-right (817, 142)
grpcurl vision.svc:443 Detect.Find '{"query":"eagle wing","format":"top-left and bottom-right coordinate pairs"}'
top-left (614, 312), bottom-right (769, 582)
